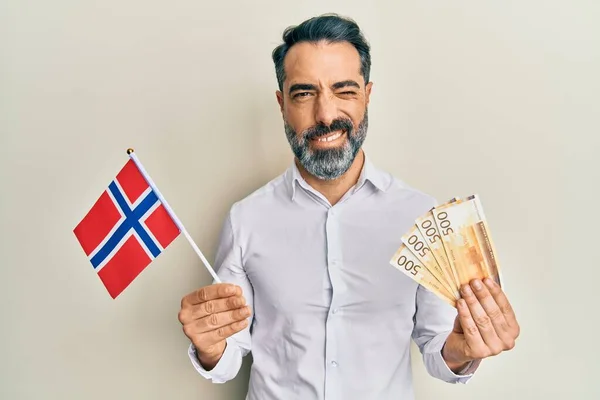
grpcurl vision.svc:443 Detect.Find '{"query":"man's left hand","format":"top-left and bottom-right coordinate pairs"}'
top-left (442, 277), bottom-right (520, 373)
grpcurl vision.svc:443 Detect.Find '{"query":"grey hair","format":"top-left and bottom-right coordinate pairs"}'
top-left (271, 13), bottom-right (371, 91)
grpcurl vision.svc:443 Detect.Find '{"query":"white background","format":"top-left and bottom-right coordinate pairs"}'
top-left (1, 1), bottom-right (598, 399)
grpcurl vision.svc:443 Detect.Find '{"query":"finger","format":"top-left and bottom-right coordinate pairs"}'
top-left (461, 284), bottom-right (503, 355)
top-left (183, 284), bottom-right (241, 306)
top-left (470, 279), bottom-right (512, 344)
top-left (456, 298), bottom-right (486, 358)
top-left (484, 278), bottom-right (520, 338)
top-left (195, 319), bottom-right (249, 348)
top-left (190, 295), bottom-right (246, 320)
top-left (193, 306), bottom-right (252, 334)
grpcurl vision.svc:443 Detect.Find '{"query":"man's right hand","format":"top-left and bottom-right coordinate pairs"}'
top-left (178, 283), bottom-right (251, 370)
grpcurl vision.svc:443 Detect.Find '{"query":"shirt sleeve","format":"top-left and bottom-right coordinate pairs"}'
top-left (411, 284), bottom-right (480, 384)
top-left (187, 206), bottom-right (253, 383)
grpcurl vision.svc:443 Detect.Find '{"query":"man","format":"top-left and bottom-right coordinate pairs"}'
top-left (178, 14), bottom-right (519, 400)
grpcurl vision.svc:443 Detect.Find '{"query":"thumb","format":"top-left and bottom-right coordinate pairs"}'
top-left (452, 314), bottom-right (463, 334)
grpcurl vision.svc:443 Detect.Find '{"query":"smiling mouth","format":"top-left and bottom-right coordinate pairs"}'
top-left (311, 130), bottom-right (346, 143)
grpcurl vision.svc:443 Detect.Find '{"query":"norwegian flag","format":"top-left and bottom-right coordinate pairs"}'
top-left (73, 158), bottom-right (180, 298)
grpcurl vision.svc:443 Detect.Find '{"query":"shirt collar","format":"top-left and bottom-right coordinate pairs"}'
top-left (286, 153), bottom-right (391, 201)
top-left (355, 154), bottom-right (390, 193)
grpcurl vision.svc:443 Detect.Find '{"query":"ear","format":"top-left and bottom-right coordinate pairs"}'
top-left (365, 81), bottom-right (373, 106)
top-left (276, 90), bottom-right (284, 113)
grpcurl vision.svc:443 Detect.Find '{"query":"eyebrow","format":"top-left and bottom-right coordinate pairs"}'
top-left (289, 83), bottom-right (317, 95)
top-left (288, 80), bottom-right (361, 95)
top-left (331, 80), bottom-right (361, 90)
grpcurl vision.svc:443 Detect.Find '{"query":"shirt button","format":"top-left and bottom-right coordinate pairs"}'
top-left (331, 361), bottom-right (338, 367)
top-left (332, 308), bottom-right (339, 314)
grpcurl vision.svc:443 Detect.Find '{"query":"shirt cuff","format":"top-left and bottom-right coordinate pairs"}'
top-left (187, 337), bottom-right (239, 384)
top-left (428, 333), bottom-right (479, 384)
top-left (456, 358), bottom-right (481, 375)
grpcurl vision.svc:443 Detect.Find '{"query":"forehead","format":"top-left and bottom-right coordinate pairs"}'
top-left (283, 41), bottom-right (362, 88)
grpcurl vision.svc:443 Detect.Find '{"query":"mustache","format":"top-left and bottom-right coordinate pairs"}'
top-left (302, 118), bottom-right (354, 141)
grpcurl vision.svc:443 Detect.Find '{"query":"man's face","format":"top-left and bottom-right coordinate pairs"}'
top-left (276, 41), bottom-right (372, 180)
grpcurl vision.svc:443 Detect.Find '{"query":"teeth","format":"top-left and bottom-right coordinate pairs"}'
top-left (317, 131), bottom-right (343, 142)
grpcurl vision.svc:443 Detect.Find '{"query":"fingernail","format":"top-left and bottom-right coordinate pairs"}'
top-left (462, 285), bottom-right (472, 296)
top-left (471, 280), bottom-right (483, 291)
top-left (226, 286), bottom-right (235, 295)
top-left (243, 306), bottom-right (251, 316)
top-left (484, 278), bottom-right (495, 288)
top-left (457, 299), bottom-right (466, 308)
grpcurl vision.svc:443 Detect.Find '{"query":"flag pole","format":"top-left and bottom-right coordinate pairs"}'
top-left (126, 148), bottom-right (222, 283)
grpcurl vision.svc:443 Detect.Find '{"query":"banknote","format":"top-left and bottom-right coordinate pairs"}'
top-left (400, 224), bottom-right (459, 299)
top-left (432, 195), bottom-right (502, 288)
top-left (390, 194), bottom-right (503, 307)
top-left (390, 243), bottom-right (456, 307)
top-left (414, 199), bottom-right (461, 296)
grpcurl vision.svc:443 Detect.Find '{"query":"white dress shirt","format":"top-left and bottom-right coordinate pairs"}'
top-left (187, 155), bottom-right (478, 399)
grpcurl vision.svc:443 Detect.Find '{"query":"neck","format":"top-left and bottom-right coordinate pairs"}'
top-left (296, 149), bottom-right (365, 206)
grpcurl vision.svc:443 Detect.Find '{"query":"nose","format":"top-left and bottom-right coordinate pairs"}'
top-left (314, 93), bottom-right (337, 127)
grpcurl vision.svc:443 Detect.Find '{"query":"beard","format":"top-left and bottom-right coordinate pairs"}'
top-left (284, 109), bottom-right (368, 181)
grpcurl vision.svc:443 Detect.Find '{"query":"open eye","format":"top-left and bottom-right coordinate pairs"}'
top-left (293, 92), bottom-right (312, 98)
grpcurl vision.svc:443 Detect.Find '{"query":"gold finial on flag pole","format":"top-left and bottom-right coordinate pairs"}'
top-left (127, 148), bottom-right (135, 155)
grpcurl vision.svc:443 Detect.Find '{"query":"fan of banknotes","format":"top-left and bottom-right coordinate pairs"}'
top-left (389, 195), bottom-right (503, 308)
